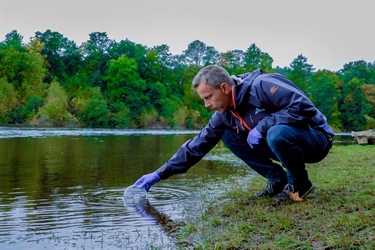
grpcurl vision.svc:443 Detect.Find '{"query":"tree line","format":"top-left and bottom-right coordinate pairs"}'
top-left (0, 30), bottom-right (374, 132)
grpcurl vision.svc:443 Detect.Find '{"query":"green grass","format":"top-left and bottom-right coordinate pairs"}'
top-left (176, 145), bottom-right (375, 249)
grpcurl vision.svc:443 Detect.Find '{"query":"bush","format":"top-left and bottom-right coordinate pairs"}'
top-left (108, 102), bottom-right (131, 128)
top-left (0, 79), bottom-right (19, 122)
top-left (173, 107), bottom-right (188, 127)
top-left (139, 109), bottom-right (158, 128)
top-left (80, 97), bottom-right (110, 127)
top-left (35, 81), bottom-right (73, 126)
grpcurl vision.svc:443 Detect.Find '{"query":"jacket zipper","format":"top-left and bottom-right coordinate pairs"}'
top-left (229, 110), bottom-right (252, 131)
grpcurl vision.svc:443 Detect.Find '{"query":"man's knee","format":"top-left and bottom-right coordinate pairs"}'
top-left (266, 125), bottom-right (285, 146)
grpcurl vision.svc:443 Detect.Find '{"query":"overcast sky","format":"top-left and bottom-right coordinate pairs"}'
top-left (1, 0), bottom-right (374, 71)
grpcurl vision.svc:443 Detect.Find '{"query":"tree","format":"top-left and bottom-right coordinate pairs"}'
top-left (183, 40), bottom-right (219, 67)
top-left (203, 46), bottom-right (220, 66)
top-left (0, 79), bottom-right (19, 123)
top-left (80, 91), bottom-right (110, 128)
top-left (360, 84), bottom-right (375, 129)
top-left (339, 78), bottom-right (371, 131)
top-left (35, 81), bottom-right (73, 126)
top-left (0, 46), bottom-right (24, 88)
top-left (339, 60), bottom-right (373, 85)
top-left (21, 40), bottom-right (47, 100)
top-left (368, 61), bottom-right (375, 85)
top-left (259, 52), bottom-right (274, 73)
top-left (244, 43), bottom-right (262, 71)
top-left (361, 84), bottom-right (375, 112)
top-left (103, 55), bottom-right (148, 124)
top-left (80, 32), bottom-right (113, 90)
top-left (244, 43), bottom-right (274, 73)
top-left (311, 70), bottom-right (342, 129)
top-left (288, 54), bottom-right (315, 95)
top-left (148, 44), bottom-right (177, 83)
top-left (218, 50), bottom-right (245, 75)
top-left (35, 30), bottom-right (81, 82)
top-left (4, 30), bottom-right (24, 51)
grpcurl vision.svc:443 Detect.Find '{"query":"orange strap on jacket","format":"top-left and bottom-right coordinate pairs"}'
top-left (229, 110), bottom-right (252, 131)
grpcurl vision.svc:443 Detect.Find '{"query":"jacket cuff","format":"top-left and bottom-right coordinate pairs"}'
top-left (156, 163), bottom-right (173, 180)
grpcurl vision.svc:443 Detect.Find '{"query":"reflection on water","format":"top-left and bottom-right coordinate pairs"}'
top-left (332, 132), bottom-right (355, 146)
top-left (0, 127), bottom-right (254, 249)
top-left (0, 128), bottom-right (354, 249)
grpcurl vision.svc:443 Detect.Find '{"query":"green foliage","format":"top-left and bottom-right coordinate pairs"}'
top-left (4, 30), bottom-right (24, 50)
top-left (311, 70), bottom-right (342, 129)
top-left (160, 95), bottom-right (182, 127)
top-left (80, 32), bottom-right (111, 90)
top-left (0, 79), bottom-right (19, 123)
top-left (35, 30), bottom-right (81, 82)
top-left (183, 40), bottom-right (219, 67)
top-left (0, 30), bottom-right (374, 130)
top-left (364, 115), bottom-right (375, 130)
top-left (173, 106), bottom-right (189, 127)
top-left (339, 78), bottom-right (372, 131)
top-left (219, 50), bottom-right (245, 75)
top-left (139, 109), bottom-right (159, 128)
top-left (80, 97), bottom-right (110, 128)
top-left (70, 87), bottom-right (112, 127)
top-left (104, 54), bottom-right (148, 123)
top-left (361, 84), bottom-right (375, 120)
top-left (108, 102), bottom-right (131, 128)
top-left (35, 81), bottom-right (74, 126)
top-left (0, 46), bottom-right (24, 88)
top-left (147, 82), bottom-right (167, 113)
top-left (288, 54), bottom-right (315, 95)
top-left (19, 50), bottom-right (47, 101)
top-left (0, 39), bottom-right (47, 105)
top-left (339, 60), bottom-right (374, 85)
top-left (242, 43), bottom-right (275, 73)
top-left (8, 96), bottom-right (45, 124)
top-left (173, 106), bottom-right (206, 129)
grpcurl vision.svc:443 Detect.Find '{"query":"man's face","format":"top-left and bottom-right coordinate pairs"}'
top-left (195, 82), bottom-right (232, 113)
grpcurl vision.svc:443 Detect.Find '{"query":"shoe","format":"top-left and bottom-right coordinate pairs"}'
top-left (275, 181), bottom-right (316, 202)
top-left (255, 180), bottom-right (287, 198)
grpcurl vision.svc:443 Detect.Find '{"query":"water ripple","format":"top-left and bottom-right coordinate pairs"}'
top-left (0, 185), bottom-right (194, 249)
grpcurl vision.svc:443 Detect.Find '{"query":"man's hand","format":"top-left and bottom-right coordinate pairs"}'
top-left (247, 128), bottom-right (262, 148)
top-left (134, 172), bottom-right (161, 192)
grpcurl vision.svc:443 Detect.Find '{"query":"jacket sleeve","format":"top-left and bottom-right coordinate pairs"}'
top-left (254, 74), bottom-right (317, 135)
top-left (156, 112), bottom-right (226, 180)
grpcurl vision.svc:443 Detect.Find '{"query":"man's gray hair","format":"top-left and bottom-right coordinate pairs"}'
top-left (192, 65), bottom-right (235, 89)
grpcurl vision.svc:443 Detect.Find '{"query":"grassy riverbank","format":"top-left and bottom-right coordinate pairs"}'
top-left (177, 145), bottom-right (375, 249)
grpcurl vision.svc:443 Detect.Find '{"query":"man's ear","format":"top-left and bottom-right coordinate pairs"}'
top-left (220, 82), bottom-right (231, 93)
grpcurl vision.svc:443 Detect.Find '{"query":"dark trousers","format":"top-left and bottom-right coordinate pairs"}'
top-left (221, 124), bottom-right (332, 186)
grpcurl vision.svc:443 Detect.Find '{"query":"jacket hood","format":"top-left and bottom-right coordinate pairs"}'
top-left (231, 69), bottom-right (263, 110)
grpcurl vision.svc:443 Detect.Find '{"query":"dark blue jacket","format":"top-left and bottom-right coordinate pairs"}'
top-left (156, 69), bottom-right (334, 179)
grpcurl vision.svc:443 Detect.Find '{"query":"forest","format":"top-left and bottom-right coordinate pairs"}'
top-left (0, 29), bottom-right (374, 132)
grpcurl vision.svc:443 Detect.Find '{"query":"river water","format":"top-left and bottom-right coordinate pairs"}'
top-left (0, 127), bottom-right (257, 249)
top-left (0, 127), bottom-right (353, 249)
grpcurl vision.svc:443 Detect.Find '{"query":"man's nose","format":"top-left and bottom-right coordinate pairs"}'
top-left (204, 100), bottom-right (211, 108)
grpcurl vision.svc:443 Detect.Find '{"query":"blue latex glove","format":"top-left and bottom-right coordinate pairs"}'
top-left (247, 128), bottom-right (262, 148)
top-left (134, 172), bottom-right (161, 192)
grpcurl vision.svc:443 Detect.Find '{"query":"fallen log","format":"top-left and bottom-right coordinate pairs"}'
top-left (351, 129), bottom-right (375, 145)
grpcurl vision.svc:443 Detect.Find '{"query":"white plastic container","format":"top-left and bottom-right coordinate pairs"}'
top-left (124, 185), bottom-right (147, 200)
